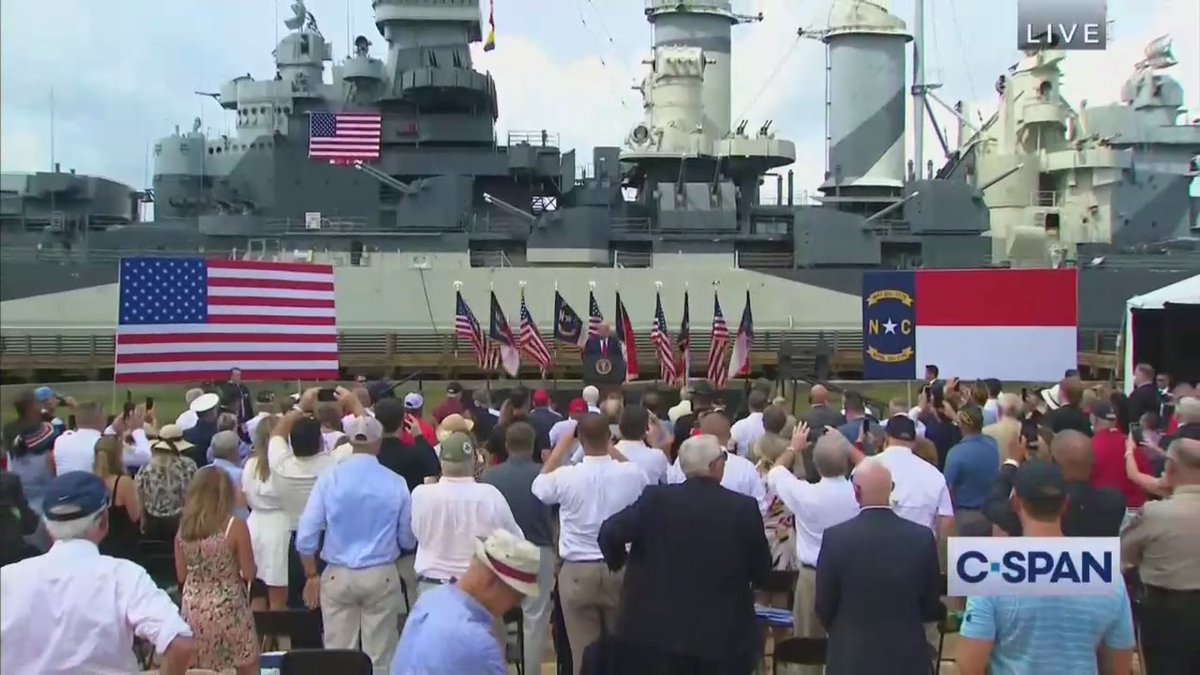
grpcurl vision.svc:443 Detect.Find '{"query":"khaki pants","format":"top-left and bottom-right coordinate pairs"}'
top-left (321, 564), bottom-right (405, 673)
top-left (520, 546), bottom-right (558, 675)
top-left (558, 561), bottom-right (624, 675)
top-left (790, 566), bottom-right (825, 675)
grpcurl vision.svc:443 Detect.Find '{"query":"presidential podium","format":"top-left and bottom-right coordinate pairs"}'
top-left (583, 351), bottom-right (626, 398)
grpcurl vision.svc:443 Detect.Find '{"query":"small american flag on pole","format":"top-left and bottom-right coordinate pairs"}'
top-left (651, 291), bottom-right (677, 383)
top-left (520, 289), bottom-right (553, 374)
top-left (587, 290), bottom-right (604, 337)
top-left (455, 290), bottom-right (496, 369)
top-left (114, 258), bottom-right (339, 384)
top-left (706, 291), bottom-right (730, 389)
top-left (308, 112), bottom-right (382, 164)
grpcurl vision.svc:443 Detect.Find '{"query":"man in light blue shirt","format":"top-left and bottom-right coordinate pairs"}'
top-left (956, 460), bottom-right (1136, 675)
top-left (392, 529), bottom-right (541, 675)
top-left (208, 431), bottom-right (248, 520)
top-left (297, 415), bottom-right (416, 671)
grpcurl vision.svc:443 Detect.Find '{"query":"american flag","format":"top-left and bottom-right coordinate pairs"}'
top-left (114, 258), bottom-right (339, 384)
top-left (587, 291), bottom-right (604, 337)
top-left (651, 291), bottom-right (678, 383)
top-left (677, 290), bottom-right (691, 385)
top-left (455, 291), bottom-right (497, 369)
top-left (706, 291), bottom-right (730, 389)
top-left (520, 290), bottom-right (553, 373)
top-left (308, 112), bottom-right (382, 164)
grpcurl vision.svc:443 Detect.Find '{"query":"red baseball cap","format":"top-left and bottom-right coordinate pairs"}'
top-left (532, 389), bottom-right (551, 406)
top-left (568, 398), bottom-right (588, 415)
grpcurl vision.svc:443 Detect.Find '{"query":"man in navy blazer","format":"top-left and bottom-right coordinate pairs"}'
top-left (583, 322), bottom-right (626, 380)
top-left (815, 460), bottom-right (943, 675)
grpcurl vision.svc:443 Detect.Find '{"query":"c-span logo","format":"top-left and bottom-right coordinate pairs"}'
top-left (948, 537), bottom-right (1121, 597)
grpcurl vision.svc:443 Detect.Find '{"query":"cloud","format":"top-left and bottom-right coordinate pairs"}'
top-left (1, 0), bottom-right (1194, 205)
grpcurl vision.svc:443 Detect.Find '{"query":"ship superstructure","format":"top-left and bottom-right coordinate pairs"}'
top-left (2, 0), bottom-right (1199, 377)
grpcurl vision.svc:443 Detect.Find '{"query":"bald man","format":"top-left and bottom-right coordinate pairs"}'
top-left (986, 430), bottom-right (1125, 537)
top-left (804, 385), bottom-right (846, 432)
top-left (665, 412), bottom-right (767, 514)
top-left (816, 460), bottom-right (942, 675)
top-left (1121, 438), bottom-right (1200, 674)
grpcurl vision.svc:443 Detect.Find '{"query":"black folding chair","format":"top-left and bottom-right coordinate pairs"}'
top-left (504, 606), bottom-right (527, 675)
top-left (254, 609), bottom-right (324, 651)
top-left (279, 648), bottom-right (372, 675)
top-left (761, 569), bottom-right (800, 607)
top-left (773, 637), bottom-right (827, 669)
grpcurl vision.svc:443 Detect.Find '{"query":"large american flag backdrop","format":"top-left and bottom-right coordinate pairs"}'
top-left (308, 112), bottom-right (382, 164)
top-left (114, 258), bottom-right (340, 384)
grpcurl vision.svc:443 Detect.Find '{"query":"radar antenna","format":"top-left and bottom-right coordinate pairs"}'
top-left (284, 1), bottom-right (322, 37)
top-left (1136, 35), bottom-right (1176, 71)
top-left (353, 35), bottom-right (371, 58)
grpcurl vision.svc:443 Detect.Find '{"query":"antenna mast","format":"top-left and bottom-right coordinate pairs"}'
top-left (49, 88), bottom-right (56, 170)
top-left (912, 0), bottom-right (925, 179)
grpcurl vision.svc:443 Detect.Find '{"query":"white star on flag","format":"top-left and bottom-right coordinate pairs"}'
top-left (883, 319), bottom-right (898, 334)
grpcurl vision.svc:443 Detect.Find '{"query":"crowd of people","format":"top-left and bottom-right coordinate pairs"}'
top-left (0, 358), bottom-right (1197, 675)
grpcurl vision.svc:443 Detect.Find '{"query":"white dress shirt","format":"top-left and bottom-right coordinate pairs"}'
top-left (54, 427), bottom-right (151, 474)
top-left (667, 450), bottom-right (768, 515)
top-left (267, 435), bottom-right (338, 530)
top-left (730, 412), bottom-right (766, 458)
top-left (765, 467), bottom-right (860, 567)
top-left (549, 419), bottom-right (583, 463)
top-left (856, 445), bottom-right (954, 532)
top-left (175, 409), bottom-right (197, 430)
top-left (1, 540), bottom-right (192, 675)
top-left (410, 477), bottom-right (523, 581)
top-left (615, 439), bottom-right (670, 485)
top-left (99, 425), bottom-right (154, 469)
top-left (244, 411), bottom-right (271, 440)
top-left (531, 455), bottom-right (646, 561)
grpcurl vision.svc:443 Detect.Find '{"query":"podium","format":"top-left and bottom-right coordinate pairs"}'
top-left (583, 353), bottom-right (626, 398)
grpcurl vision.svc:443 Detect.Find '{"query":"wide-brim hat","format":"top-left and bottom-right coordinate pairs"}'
top-left (1041, 385), bottom-right (1062, 410)
top-left (473, 531), bottom-right (541, 597)
top-left (436, 414), bottom-right (474, 443)
top-left (152, 423), bottom-right (194, 451)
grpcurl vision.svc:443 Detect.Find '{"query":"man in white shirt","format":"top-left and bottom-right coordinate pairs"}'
top-left (411, 432), bottom-right (523, 597)
top-left (766, 430), bottom-right (860, 671)
top-left (731, 390), bottom-right (769, 459)
top-left (174, 387), bottom-right (205, 430)
top-left (532, 414), bottom-right (646, 675)
top-left (582, 385), bottom-right (602, 414)
top-left (667, 411), bottom-right (768, 515)
top-left (856, 416), bottom-right (955, 542)
top-left (549, 398), bottom-right (589, 463)
top-left (244, 390), bottom-right (277, 440)
top-left (1, 472), bottom-right (195, 675)
top-left (614, 405), bottom-right (670, 485)
top-left (54, 402), bottom-right (151, 475)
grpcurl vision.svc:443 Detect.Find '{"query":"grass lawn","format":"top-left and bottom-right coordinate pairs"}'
top-left (0, 379), bottom-right (953, 429)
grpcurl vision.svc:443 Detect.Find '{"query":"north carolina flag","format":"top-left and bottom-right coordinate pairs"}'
top-left (488, 290), bottom-right (520, 377)
top-left (862, 269), bottom-right (1078, 381)
top-left (729, 290), bottom-right (753, 377)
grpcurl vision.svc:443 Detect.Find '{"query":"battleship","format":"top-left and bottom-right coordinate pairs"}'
top-left (2, 0), bottom-right (1198, 378)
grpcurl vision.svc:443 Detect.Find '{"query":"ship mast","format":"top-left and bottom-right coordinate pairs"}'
top-left (912, 0), bottom-right (925, 179)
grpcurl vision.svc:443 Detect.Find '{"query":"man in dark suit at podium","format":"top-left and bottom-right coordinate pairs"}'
top-left (584, 323), bottom-right (626, 392)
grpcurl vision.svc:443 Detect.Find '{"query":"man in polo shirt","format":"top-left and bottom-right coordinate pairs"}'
top-left (1090, 401), bottom-right (1152, 510)
top-left (431, 382), bottom-right (466, 425)
top-left (943, 406), bottom-right (1000, 536)
top-left (856, 416), bottom-right (954, 542)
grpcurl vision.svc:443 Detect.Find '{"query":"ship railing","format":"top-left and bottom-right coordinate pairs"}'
top-left (507, 130), bottom-right (560, 148)
top-left (468, 213), bottom-right (529, 235)
top-left (469, 250), bottom-right (512, 268)
top-left (868, 219), bottom-right (913, 236)
top-left (613, 250), bottom-right (652, 268)
top-left (0, 247), bottom-right (209, 264)
top-left (262, 216), bottom-right (373, 233)
top-left (1034, 191), bottom-right (1060, 208)
top-left (611, 218), bottom-right (652, 234)
top-left (735, 250), bottom-right (793, 269)
top-left (750, 216), bottom-right (792, 235)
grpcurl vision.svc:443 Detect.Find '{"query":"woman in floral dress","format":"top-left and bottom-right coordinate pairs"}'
top-left (174, 467), bottom-right (260, 674)
top-left (753, 434), bottom-right (799, 571)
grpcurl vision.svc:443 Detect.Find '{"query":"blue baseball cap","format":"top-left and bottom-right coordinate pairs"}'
top-left (34, 386), bottom-right (56, 403)
top-left (42, 472), bottom-right (110, 521)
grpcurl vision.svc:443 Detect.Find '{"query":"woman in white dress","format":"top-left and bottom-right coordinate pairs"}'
top-left (242, 415), bottom-right (290, 611)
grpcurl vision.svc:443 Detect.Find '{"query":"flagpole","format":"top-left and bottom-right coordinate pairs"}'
top-left (552, 281), bottom-right (560, 387)
top-left (742, 281), bottom-right (752, 398)
top-left (488, 281), bottom-right (496, 388)
top-left (453, 281), bottom-right (462, 371)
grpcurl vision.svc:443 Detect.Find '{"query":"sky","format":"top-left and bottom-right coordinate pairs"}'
top-left (1, 0), bottom-right (1197, 197)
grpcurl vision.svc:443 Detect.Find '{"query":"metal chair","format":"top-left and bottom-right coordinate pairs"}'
top-left (279, 648), bottom-right (373, 674)
top-left (504, 606), bottom-right (526, 675)
top-left (773, 637), bottom-right (827, 669)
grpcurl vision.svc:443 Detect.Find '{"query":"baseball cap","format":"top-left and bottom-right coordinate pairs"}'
top-left (439, 431), bottom-right (476, 464)
top-left (446, 382), bottom-right (463, 395)
top-left (884, 415), bottom-right (917, 442)
top-left (34, 386), bottom-right (57, 403)
top-left (473, 529), bottom-right (542, 597)
top-left (532, 389), bottom-right (551, 407)
top-left (404, 392), bottom-right (424, 410)
top-left (42, 471), bottom-right (110, 521)
top-left (189, 392), bottom-right (220, 414)
top-left (1090, 400), bottom-right (1116, 421)
top-left (344, 416), bottom-right (384, 445)
top-left (1012, 459), bottom-right (1066, 502)
top-left (568, 398), bottom-right (588, 415)
top-left (956, 406), bottom-right (984, 431)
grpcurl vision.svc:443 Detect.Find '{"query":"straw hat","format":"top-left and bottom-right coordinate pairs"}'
top-left (473, 529), bottom-right (542, 597)
top-left (436, 413), bottom-right (474, 443)
top-left (151, 423), bottom-right (193, 452)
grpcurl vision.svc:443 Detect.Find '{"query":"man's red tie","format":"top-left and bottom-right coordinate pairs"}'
top-left (601, 339), bottom-right (608, 357)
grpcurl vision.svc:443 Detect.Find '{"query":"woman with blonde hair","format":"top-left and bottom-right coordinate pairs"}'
top-left (136, 424), bottom-right (198, 541)
top-left (241, 414), bottom-right (289, 610)
top-left (175, 467), bottom-right (260, 673)
top-left (753, 433), bottom-right (799, 571)
top-left (93, 435), bottom-right (141, 560)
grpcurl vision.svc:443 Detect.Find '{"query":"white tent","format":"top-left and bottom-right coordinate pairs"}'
top-left (1123, 274), bottom-right (1200, 391)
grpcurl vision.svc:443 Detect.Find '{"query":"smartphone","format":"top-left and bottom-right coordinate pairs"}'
top-left (122, 400), bottom-right (135, 419)
top-left (1021, 387), bottom-right (1029, 400)
top-left (56, 396), bottom-right (68, 406)
top-left (125, 389), bottom-right (133, 403)
top-left (145, 396), bottom-right (155, 411)
top-left (316, 388), bottom-right (338, 403)
top-left (1129, 422), bottom-right (1144, 445)
top-left (1020, 419), bottom-right (1040, 450)
top-left (67, 414), bottom-right (77, 431)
